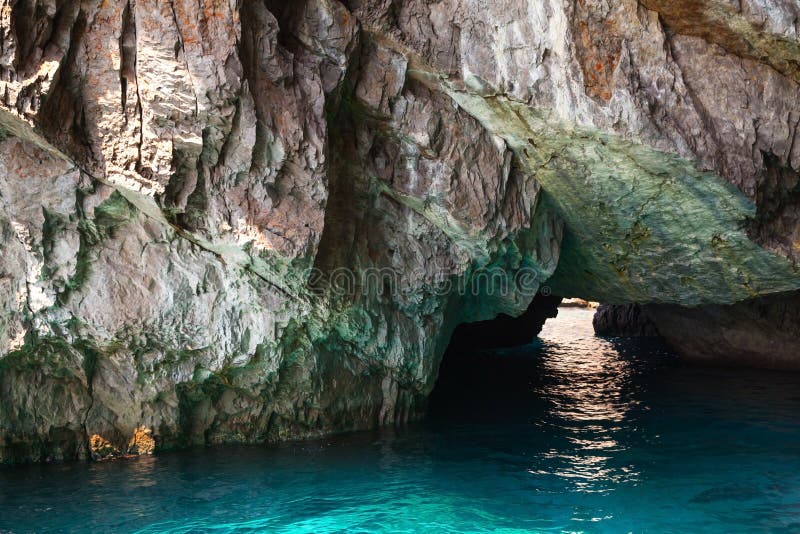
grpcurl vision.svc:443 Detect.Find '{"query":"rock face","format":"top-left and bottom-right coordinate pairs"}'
top-left (644, 292), bottom-right (800, 370)
top-left (0, 0), bottom-right (799, 462)
top-left (593, 304), bottom-right (660, 338)
top-left (597, 293), bottom-right (800, 370)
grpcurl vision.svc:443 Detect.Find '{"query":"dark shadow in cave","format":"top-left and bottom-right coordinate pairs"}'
top-left (427, 297), bottom-right (678, 423)
top-left (427, 293), bottom-right (562, 420)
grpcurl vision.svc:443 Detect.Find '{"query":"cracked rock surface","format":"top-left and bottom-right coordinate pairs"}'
top-left (0, 0), bottom-right (799, 462)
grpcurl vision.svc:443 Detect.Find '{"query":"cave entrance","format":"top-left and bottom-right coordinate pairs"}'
top-left (428, 294), bottom-right (600, 420)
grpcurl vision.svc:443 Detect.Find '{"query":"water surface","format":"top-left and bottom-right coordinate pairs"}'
top-left (2, 308), bottom-right (800, 533)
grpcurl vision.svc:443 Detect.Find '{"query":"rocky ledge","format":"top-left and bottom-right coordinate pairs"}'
top-left (0, 0), bottom-right (799, 462)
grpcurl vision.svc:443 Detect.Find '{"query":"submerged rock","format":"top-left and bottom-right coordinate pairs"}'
top-left (0, 0), bottom-right (798, 461)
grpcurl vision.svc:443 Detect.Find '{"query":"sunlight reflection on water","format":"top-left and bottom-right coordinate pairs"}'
top-left (535, 308), bottom-right (639, 493)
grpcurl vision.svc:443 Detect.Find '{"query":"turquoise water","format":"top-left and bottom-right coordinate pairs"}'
top-left (2, 308), bottom-right (800, 533)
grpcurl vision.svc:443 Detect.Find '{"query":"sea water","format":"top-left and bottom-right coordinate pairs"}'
top-left (2, 308), bottom-right (800, 533)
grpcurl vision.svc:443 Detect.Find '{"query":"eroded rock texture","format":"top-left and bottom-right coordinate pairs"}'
top-left (0, 0), bottom-right (799, 462)
top-left (593, 304), bottom-right (659, 338)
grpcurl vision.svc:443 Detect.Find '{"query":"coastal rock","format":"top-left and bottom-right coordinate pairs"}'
top-left (89, 435), bottom-right (119, 461)
top-left (593, 304), bottom-right (660, 338)
top-left (0, 0), bottom-right (799, 462)
top-left (594, 292), bottom-right (800, 369)
top-left (643, 292), bottom-right (800, 370)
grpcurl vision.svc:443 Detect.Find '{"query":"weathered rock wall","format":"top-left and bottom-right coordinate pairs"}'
top-left (1, 0), bottom-right (799, 462)
top-left (0, 0), bottom-right (561, 463)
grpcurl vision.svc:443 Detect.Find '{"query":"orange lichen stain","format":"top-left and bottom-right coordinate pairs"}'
top-left (128, 426), bottom-right (156, 455)
top-left (89, 434), bottom-right (121, 460)
top-left (572, 4), bottom-right (622, 104)
top-left (202, 6), bottom-right (221, 20)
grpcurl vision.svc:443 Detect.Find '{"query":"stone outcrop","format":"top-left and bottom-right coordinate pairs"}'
top-left (0, 0), bottom-right (799, 462)
top-left (597, 292), bottom-right (800, 370)
top-left (644, 292), bottom-right (800, 370)
top-left (593, 304), bottom-right (660, 338)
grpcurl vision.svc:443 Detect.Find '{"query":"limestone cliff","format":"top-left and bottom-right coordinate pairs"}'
top-left (0, 0), bottom-right (798, 462)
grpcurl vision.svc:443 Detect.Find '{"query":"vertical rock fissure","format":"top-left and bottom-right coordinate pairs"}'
top-left (166, 1), bottom-right (199, 117)
top-left (119, 1), bottom-right (135, 115)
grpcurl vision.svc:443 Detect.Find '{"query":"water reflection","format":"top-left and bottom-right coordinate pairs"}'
top-left (533, 308), bottom-right (639, 492)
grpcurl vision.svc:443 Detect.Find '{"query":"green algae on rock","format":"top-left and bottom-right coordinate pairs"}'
top-left (427, 84), bottom-right (800, 305)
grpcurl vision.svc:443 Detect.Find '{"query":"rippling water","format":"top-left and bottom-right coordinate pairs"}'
top-left (3, 308), bottom-right (800, 533)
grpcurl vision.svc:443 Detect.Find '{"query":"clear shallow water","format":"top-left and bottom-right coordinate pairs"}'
top-left (3, 308), bottom-right (800, 533)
